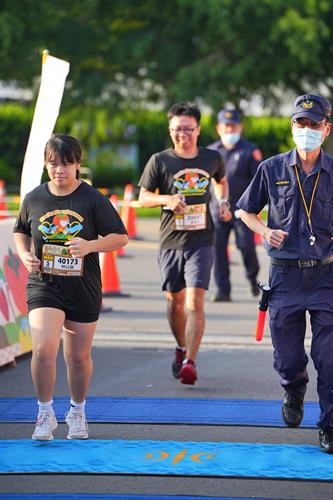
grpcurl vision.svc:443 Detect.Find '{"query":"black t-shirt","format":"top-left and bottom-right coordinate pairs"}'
top-left (138, 147), bottom-right (225, 249)
top-left (13, 182), bottom-right (127, 314)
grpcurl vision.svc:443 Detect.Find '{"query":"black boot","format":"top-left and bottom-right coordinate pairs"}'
top-left (282, 392), bottom-right (304, 428)
top-left (250, 278), bottom-right (260, 297)
top-left (211, 291), bottom-right (231, 302)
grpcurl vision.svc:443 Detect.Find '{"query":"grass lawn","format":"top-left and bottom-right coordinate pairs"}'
top-left (135, 207), bottom-right (160, 217)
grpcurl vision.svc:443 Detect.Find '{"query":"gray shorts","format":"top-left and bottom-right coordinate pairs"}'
top-left (158, 246), bottom-right (214, 292)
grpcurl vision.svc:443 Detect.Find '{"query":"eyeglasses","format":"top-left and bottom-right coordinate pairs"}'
top-left (169, 126), bottom-right (198, 135)
top-left (293, 118), bottom-right (327, 130)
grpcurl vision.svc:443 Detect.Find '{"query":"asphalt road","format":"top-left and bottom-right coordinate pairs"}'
top-left (0, 218), bottom-right (331, 500)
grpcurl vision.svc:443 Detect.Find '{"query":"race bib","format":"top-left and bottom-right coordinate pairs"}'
top-left (174, 204), bottom-right (207, 231)
top-left (42, 244), bottom-right (83, 277)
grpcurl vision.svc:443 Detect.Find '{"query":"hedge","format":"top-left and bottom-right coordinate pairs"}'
top-left (0, 103), bottom-right (301, 192)
top-left (0, 104), bottom-right (32, 187)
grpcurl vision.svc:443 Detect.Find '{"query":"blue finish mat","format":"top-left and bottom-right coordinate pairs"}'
top-left (0, 495), bottom-right (284, 500)
top-left (0, 495), bottom-right (282, 500)
top-left (1, 439), bottom-right (333, 480)
top-left (0, 396), bottom-right (320, 427)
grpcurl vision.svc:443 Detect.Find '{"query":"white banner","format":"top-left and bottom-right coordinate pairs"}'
top-left (20, 53), bottom-right (70, 202)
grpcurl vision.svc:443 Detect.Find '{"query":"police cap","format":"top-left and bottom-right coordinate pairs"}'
top-left (217, 108), bottom-right (241, 124)
top-left (292, 94), bottom-right (331, 123)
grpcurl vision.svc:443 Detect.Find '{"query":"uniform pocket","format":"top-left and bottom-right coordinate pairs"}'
top-left (268, 307), bottom-right (278, 321)
top-left (269, 264), bottom-right (289, 293)
top-left (276, 186), bottom-right (295, 226)
top-left (316, 192), bottom-right (333, 231)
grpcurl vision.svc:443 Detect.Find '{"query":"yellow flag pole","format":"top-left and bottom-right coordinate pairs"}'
top-left (42, 49), bottom-right (49, 65)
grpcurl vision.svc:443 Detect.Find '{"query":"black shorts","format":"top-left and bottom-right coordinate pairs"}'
top-left (158, 246), bottom-right (214, 292)
top-left (27, 279), bottom-right (99, 323)
top-left (27, 300), bottom-right (99, 323)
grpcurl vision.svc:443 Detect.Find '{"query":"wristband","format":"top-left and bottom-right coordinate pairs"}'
top-left (219, 199), bottom-right (230, 209)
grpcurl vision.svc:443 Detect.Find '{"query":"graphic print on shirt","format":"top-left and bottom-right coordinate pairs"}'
top-left (38, 210), bottom-right (84, 242)
top-left (173, 169), bottom-right (210, 196)
top-left (38, 210), bottom-right (84, 276)
top-left (173, 169), bottom-right (209, 231)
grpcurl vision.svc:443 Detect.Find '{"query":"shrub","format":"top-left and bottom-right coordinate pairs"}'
top-left (88, 147), bottom-right (138, 190)
top-left (0, 104), bottom-right (32, 187)
top-left (244, 116), bottom-right (293, 159)
top-left (0, 103), bottom-right (321, 191)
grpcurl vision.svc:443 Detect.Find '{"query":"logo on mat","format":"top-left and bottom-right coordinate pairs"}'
top-left (145, 448), bottom-right (219, 464)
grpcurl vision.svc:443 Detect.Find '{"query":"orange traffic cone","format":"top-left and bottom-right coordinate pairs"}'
top-left (0, 179), bottom-right (8, 220)
top-left (121, 183), bottom-right (137, 238)
top-left (100, 251), bottom-right (130, 297)
top-left (110, 194), bottom-right (126, 257)
top-left (110, 193), bottom-right (119, 211)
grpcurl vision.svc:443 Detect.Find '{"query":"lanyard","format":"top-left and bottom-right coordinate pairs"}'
top-left (294, 165), bottom-right (320, 242)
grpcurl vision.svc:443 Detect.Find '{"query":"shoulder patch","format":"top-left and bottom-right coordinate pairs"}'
top-left (252, 149), bottom-right (262, 161)
top-left (275, 180), bottom-right (290, 186)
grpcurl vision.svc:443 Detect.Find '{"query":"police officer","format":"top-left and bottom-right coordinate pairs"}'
top-left (208, 108), bottom-right (262, 302)
top-left (237, 94), bottom-right (333, 453)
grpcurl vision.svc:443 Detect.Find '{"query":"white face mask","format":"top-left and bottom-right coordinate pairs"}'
top-left (221, 132), bottom-right (240, 146)
top-left (292, 127), bottom-right (323, 152)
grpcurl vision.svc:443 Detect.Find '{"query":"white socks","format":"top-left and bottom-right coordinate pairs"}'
top-left (69, 399), bottom-right (86, 414)
top-left (37, 399), bottom-right (54, 413)
top-left (37, 398), bottom-right (86, 414)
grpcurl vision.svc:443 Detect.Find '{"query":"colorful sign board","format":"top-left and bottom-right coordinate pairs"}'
top-left (0, 219), bottom-right (31, 367)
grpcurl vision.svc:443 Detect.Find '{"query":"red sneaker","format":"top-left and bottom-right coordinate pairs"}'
top-left (172, 347), bottom-right (186, 379)
top-left (179, 359), bottom-right (197, 385)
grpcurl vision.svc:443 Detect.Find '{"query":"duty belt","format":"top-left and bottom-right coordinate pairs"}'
top-left (271, 255), bottom-right (333, 268)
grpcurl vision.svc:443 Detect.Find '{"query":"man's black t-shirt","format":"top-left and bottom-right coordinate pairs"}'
top-left (139, 147), bottom-right (225, 249)
top-left (13, 182), bottom-right (127, 314)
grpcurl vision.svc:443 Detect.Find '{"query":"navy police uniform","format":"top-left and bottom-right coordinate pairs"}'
top-left (237, 94), bottom-right (333, 433)
top-left (209, 109), bottom-right (261, 298)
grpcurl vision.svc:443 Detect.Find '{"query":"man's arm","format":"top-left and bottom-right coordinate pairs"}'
top-left (212, 175), bottom-right (229, 203)
top-left (238, 210), bottom-right (289, 249)
top-left (138, 187), bottom-right (186, 212)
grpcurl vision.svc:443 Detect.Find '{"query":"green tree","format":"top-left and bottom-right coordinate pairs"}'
top-left (162, 0), bottom-right (333, 108)
top-left (1, 0), bottom-right (333, 109)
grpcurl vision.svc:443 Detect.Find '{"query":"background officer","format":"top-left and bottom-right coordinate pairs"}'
top-left (237, 94), bottom-right (333, 453)
top-left (209, 108), bottom-right (262, 302)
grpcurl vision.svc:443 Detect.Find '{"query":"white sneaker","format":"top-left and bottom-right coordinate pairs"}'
top-left (32, 410), bottom-right (58, 441)
top-left (65, 411), bottom-right (89, 439)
